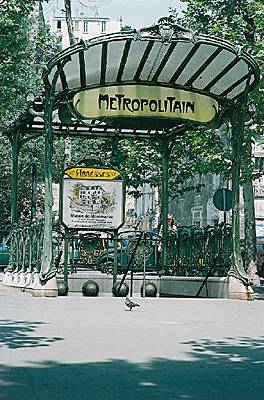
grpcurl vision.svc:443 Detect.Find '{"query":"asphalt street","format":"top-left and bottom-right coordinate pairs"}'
top-left (0, 284), bottom-right (264, 400)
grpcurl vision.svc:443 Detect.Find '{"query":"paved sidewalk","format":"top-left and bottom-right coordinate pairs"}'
top-left (0, 283), bottom-right (264, 400)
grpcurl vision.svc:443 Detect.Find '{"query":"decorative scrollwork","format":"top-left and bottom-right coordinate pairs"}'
top-left (136, 16), bottom-right (196, 44)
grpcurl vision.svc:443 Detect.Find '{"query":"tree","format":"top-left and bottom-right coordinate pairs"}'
top-left (170, 0), bottom-right (264, 282)
top-left (0, 134), bottom-right (46, 231)
top-left (64, 0), bottom-right (75, 45)
top-left (113, 128), bottom-right (230, 203)
top-left (0, 1), bottom-right (38, 130)
top-left (0, 1), bottom-right (60, 230)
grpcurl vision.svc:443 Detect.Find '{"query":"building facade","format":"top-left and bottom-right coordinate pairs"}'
top-left (45, 2), bottom-right (122, 49)
top-left (169, 143), bottom-right (264, 236)
top-left (169, 173), bottom-right (230, 228)
top-left (122, 185), bottom-right (160, 232)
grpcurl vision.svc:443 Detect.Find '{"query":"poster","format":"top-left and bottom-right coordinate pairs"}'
top-left (62, 178), bottom-right (124, 230)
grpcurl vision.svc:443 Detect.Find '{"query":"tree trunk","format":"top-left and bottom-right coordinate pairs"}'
top-left (10, 133), bottom-right (19, 227)
top-left (63, 0), bottom-right (74, 166)
top-left (64, 0), bottom-right (75, 46)
top-left (64, 135), bottom-right (72, 168)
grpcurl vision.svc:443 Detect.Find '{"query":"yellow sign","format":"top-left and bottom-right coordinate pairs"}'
top-left (64, 167), bottom-right (120, 180)
top-left (73, 84), bottom-right (219, 123)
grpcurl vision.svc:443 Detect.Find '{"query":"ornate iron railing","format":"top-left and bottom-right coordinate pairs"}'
top-left (3, 223), bottom-right (232, 279)
top-left (5, 219), bottom-right (44, 274)
top-left (55, 224), bottom-right (232, 277)
top-left (165, 224), bottom-right (232, 276)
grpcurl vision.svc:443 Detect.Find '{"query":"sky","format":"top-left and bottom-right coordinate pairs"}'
top-left (98, 0), bottom-right (186, 28)
top-left (44, 0), bottom-right (186, 29)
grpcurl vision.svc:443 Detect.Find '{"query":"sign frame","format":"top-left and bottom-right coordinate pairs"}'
top-left (73, 84), bottom-right (219, 125)
top-left (60, 166), bottom-right (125, 231)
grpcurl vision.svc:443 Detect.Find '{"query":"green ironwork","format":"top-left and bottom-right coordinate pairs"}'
top-left (63, 228), bottom-right (69, 285)
top-left (229, 90), bottom-right (250, 285)
top-left (35, 219), bottom-right (44, 273)
top-left (41, 57), bottom-right (71, 284)
top-left (53, 226), bottom-right (231, 278)
top-left (113, 281), bottom-right (129, 297)
top-left (78, 235), bottom-right (104, 265)
top-left (6, 221), bottom-right (232, 293)
top-left (52, 230), bottom-right (108, 275)
top-left (4, 219), bottom-right (61, 285)
top-left (57, 281), bottom-right (69, 296)
top-left (165, 225), bottom-right (232, 276)
top-left (31, 160), bottom-right (37, 221)
top-left (140, 282), bottom-right (157, 297)
top-left (10, 133), bottom-right (19, 226)
top-left (41, 86), bottom-right (56, 283)
top-left (161, 137), bottom-right (170, 273)
top-left (82, 280), bottom-right (99, 296)
top-left (2, 19), bottom-right (260, 295)
top-left (113, 230), bottom-right (118, 286)
top-left (127, 234), bottom-right (154, 269)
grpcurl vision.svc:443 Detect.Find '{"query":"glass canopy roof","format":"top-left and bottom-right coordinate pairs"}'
top-left (34, 18), bottom-right (259, 138)
top-left (46, 29), bottom-right (259, 103)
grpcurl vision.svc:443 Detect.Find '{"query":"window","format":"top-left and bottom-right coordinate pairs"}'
top-left (212, 174), bottom-right (220, 190)
top-left (83, 20), bottom-right (88, 33)
top-left (254, 185), bottom-right (264, 197)
top-left (194, 194), bottom-right (201, 206)
top-left (255, 157), bottom-right (264, 171)
top-left (256, 244), bottom-right (264, 253)
top-left (57, 20), bottom-right (62, 31)
top-left (74, 20), bottom-right (79, 31)
top-left (192, 209), bottom-right (202, 226)
top-left (101, 21), bottom-right (106, 33)
top-left (195, 174), bottom-right (203, 192)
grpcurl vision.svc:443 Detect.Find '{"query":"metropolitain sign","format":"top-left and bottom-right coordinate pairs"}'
top-left (73, 85), bottom-right (219, 123)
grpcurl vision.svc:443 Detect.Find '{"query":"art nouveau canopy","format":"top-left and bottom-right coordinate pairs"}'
top-left (36, 18), bottom-right (260, 139)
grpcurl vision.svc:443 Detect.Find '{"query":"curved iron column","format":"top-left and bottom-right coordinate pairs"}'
top-left (161, 136), bottom-right (170, 272)
top-left (229, 94), bottom-right (249, 285)
top-left (40, 59), bottom-right (70, 283)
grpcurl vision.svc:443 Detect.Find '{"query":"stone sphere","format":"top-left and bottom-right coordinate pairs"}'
top-left (82, 280), bottom-right (99, 297)
top-left (141, 282), bottom-right (157, 297)
top-left (112, 281), bottom-right (129, 297)
top-left (57, 282), bottom-right (69, 296)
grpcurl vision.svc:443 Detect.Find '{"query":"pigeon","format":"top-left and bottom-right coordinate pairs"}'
top-left (125, 296), bottom-right (140, 311)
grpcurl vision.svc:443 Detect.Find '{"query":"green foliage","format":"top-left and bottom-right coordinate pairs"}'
top-left (170, 0), bottom-right (264, 181)
top-left (0, 1), bottom-right (38, 129)
top-left (0, 1), bottom-right (61, 230)
top-left (0, 137), bottom-right (12, 232)
top-left (174, 0), bottom-right (263, 45)
top-left (1, 0), bottom-right (263, 231)
top-left (0, 134), bottom-right (46, 231)
top-left (115, 1), bottom-right (263, 201)
top-left (113, 132), bottom-right (230, 200)
top-left (0, 0), bottom-right (60, 131)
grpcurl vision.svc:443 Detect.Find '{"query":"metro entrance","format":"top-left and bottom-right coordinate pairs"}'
top-left (2, 17), bottom-right (260, 298)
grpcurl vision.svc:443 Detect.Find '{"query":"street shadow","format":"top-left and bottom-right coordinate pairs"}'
top-left (0, 336), bottom-right (264, 399)
top-left (0, 319), bottom-right (64, 349)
